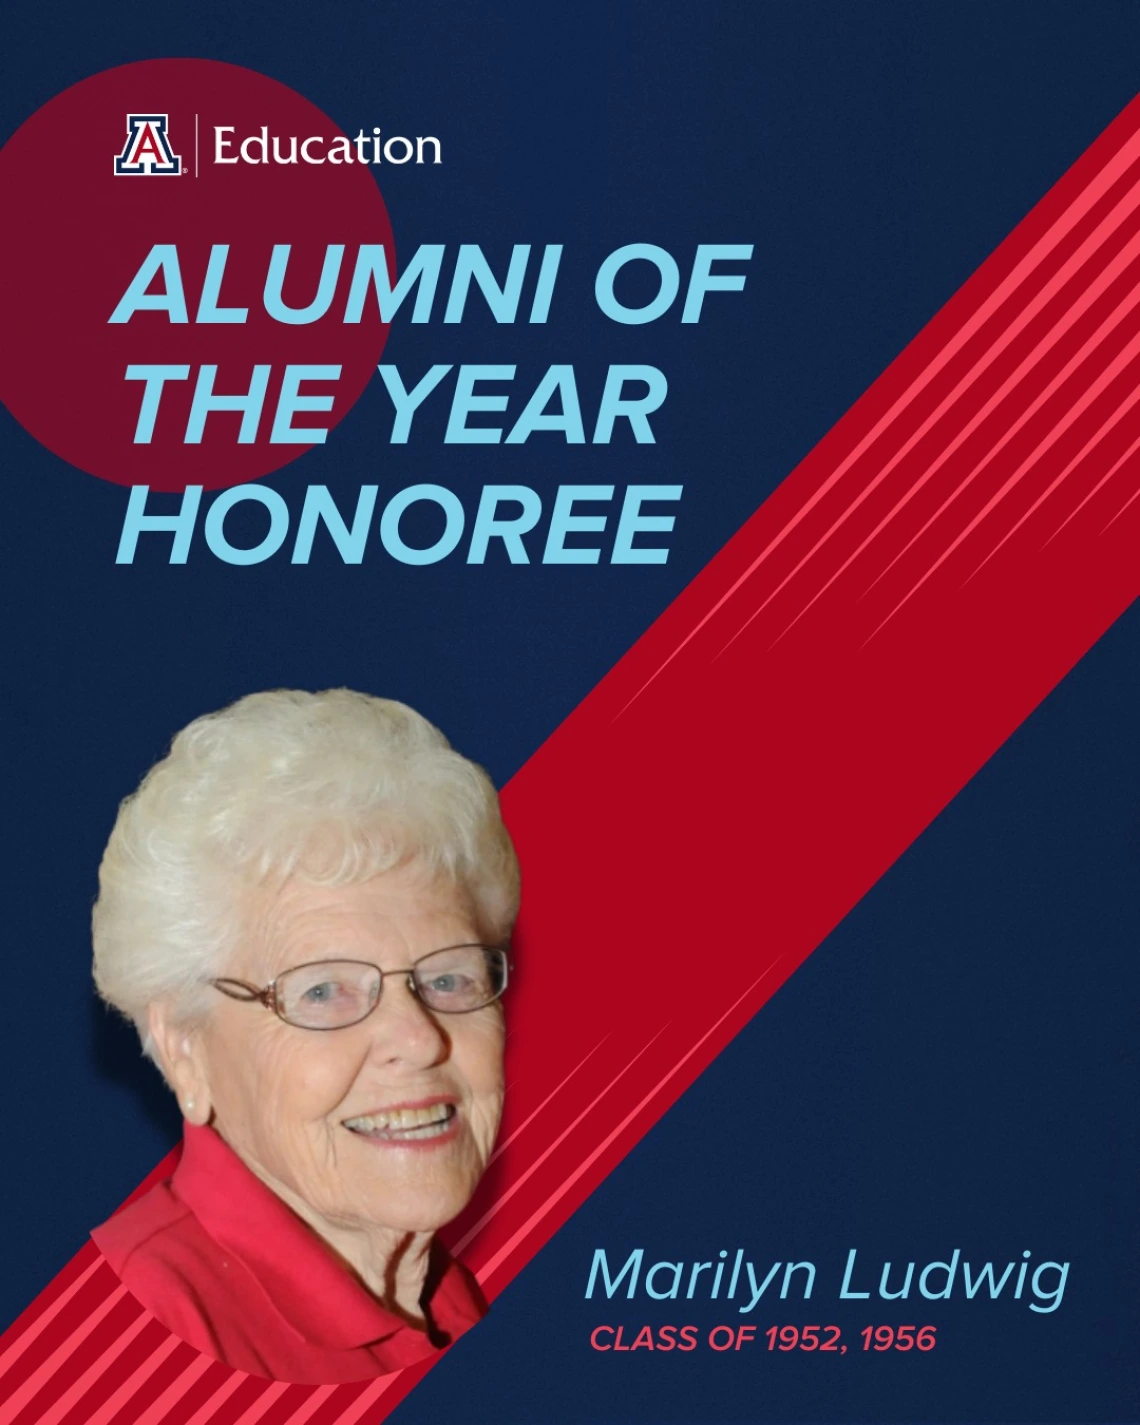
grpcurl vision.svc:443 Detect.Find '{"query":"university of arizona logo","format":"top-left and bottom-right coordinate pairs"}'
top-left (114, 114), bottom-right (181, 175)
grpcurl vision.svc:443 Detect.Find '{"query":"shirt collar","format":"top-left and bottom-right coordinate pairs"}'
top-left (172, 1122), bottom-right (415, 1350)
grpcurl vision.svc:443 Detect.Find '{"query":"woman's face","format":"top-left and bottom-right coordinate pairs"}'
top-left (186, 864), bottom-right (505, 1242)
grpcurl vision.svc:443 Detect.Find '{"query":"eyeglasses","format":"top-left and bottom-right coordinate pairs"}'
top-left (210, 944), bottom-right (510, 1031)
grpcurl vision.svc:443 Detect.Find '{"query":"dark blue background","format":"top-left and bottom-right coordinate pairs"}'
top-left (1, 3), bottom-right (1136, 1420)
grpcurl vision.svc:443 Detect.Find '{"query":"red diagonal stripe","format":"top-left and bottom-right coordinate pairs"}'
top-left (288, 1386), bottom-right (373, 1425)
top-left (617, 103), bottom-right (1140, 713)
top-left (0, 1244), bottom-right (101, 1365)
top-left (740, 205), bottom-right (1140, 650)
top-left (4, 1295), bottom-right (143, 1425)
top-left (967, 371), bottom-right (1140, 578)
top-left (96, 1340), bottom-right (201, 1425)
top-left (862, 248), bottom-right (1140, 613)
top-left (245, 1384), bottom-right (327, 1425)
top-left (74, 1330), bottom-right (184, 1425)
top-left (189, 1375), bottom-right (280, 1425)
top-left (0, 1263), bottom-right (123, 1407)
top-left (129, 1359), bottom-right (234, 1425)
top-left (6, 90), bottom-right (1140, 1425)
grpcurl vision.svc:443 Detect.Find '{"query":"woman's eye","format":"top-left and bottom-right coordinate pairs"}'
top-left (301, 981), bottom-right (342, 1003)
top-left (425, 973), bottom-right (480, 997)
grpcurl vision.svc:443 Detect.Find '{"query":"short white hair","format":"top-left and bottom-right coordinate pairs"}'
top-left (92, 689), bottom-right (519, 1061)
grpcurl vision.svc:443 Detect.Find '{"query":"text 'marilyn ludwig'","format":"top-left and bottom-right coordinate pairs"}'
top-left (585, 1248), bottom-right (1070, 1314)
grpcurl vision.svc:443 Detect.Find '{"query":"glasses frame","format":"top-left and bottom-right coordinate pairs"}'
top-left (210, 943), bottom-right (511, 1031)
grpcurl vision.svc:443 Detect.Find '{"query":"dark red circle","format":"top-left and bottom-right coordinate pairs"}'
top-left (0, 60), bottom-right (393, 489)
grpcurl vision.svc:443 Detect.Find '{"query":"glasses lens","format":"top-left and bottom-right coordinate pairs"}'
top-left (276, 961), bottom-right (381, 1029)
top-left (413, 945), bottom-right (507, 1013)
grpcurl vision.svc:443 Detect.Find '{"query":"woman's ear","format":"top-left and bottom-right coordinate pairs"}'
top-left (147, 1000), bottom-right (214, 1126)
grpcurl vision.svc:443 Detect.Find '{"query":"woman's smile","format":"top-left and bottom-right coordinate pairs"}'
top-left (342, 1098), bottom-right (460, 1146)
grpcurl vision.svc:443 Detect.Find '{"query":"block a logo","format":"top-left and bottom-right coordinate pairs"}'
top-left (113, 114), bottom-right (181, 175)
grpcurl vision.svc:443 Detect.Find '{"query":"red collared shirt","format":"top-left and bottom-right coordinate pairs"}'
top-left (91, 1122), bottom-right (487, 1383)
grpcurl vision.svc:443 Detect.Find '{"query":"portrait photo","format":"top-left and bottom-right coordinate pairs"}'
top-left (90, 689), bottom-right (517, 1383)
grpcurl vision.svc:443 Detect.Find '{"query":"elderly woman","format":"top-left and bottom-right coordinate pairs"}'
top-left (91, 689), bottom-right (518, 1383)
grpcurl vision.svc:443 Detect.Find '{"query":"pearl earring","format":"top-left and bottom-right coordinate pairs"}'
top-left (184, 1099), bottom-right (195, 1116)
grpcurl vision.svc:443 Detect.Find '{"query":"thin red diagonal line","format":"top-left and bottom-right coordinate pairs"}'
top-left (806, 97), bottom-right (1140, 484)
top-left (0, 1274), bottom-right (131, 1421)
top-left (858, 242), bottom-right (1140, 608)
top-left (296, 1383), bottom-right (391, 1425)
top-left (964, 381), bottom-right (1140, 580)
top-left (865, 321), bottom-right (1140, 641)
top-left (711, 167), bottom-right (1140, 659)
top-left (98, 1342), bottom-right (201, 1425)
top-left (0, 1242), bottom-right (101, 1360)
top-left (721, 231), bottom-right (1140, 655)
top-left (613, 114), bottom-right (1140, 715)
top-left (852, 209), bottom-right (1140, 572)
top-left (10, 1295), bottom-right (153, 1425)
top-left (173, 1374), bottom-right (261, 1425)
top-left (485, 1036), bottom-right (609, 1167)
top-left (453, 1027), bottom-right (667, 1255)
top-left (76, 1327), bottom-right (182, 1425)
top-left (290, 1385), bottom-right (375, 1425)
top-left (1042, 429), bottom-right (1140, 545)
top-left (194, 1377), bottom-right (283, 1425)
top-left (124, 1357), bottom-right (228, 1425)
top-left (57, 1322), bottom-right (177, 1425)
top-left (0, 1254), bottom-right (104, 1381)
top-left (2, 1291), bottom-right (139, 1425)
top-left (475, 960), bottom-right (782, 1289)
top-left (31, 1309), bottom-right (158, 1425)
top-left (1100, 473), bottom-right (1140, 531)
top-left (246, 1384), bottom-right (332, 1425)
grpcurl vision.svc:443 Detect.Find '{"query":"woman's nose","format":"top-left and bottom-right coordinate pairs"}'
top-left (366, 973), bottom-right (449, 1067)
